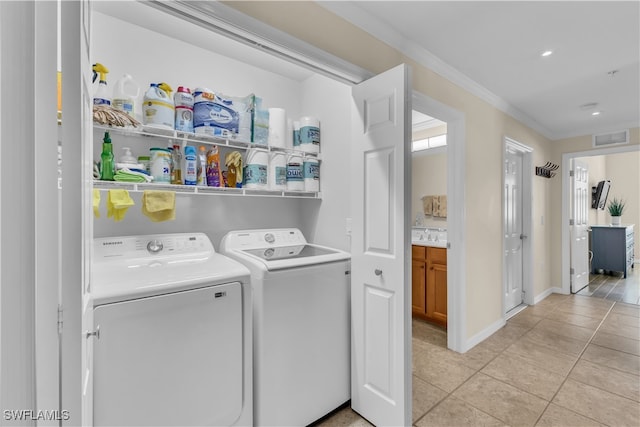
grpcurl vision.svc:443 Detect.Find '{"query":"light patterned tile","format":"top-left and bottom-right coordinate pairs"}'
top-left (569, 359), bottom-right (640, 402)
top-left (416, 396), bottom-right (507, 427)
top-left (505, 335), bottom-right (578, 376)
top-left (545, 310), bottom-right (602, 329)
top-left (592, 330), bottom-right (640, 356)
top-left (533, 318), bottom-right (595, 342)
top-left (613, 302), bottom-right (640, 318)
top-left (524, 327), bottom-right (588, 357)
top-left (413, 340), bottom-right (476, 393)
top-left (316, 406), bottom-right (372, 427)
top-left (481, 353), bottom-right (565, 400)
top-left (412, 375), bottom-right (447, 423)
top-left (605, 312), bottom-right (640, 328)
top-left (581, 343), bottom-right (640, 376)
top-left (555, 303), bottom-right (611, 320)
top-left (452, 373), bottom-right (548, 426)
top-left (598, 320), bottom-right (640, 341)
top-left (507, 310), bottom-right (544, 329)
top-left (535, 403), bottom-right (605, 427)
top-left (553, 378), bottom-right (640, 426)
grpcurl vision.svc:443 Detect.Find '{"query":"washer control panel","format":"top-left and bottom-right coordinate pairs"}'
top-left (94, 233), bottom-right (214, 261)
top-left (223, 228), bottom-right (307, 250)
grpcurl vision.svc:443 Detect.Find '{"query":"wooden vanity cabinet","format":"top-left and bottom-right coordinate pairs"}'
top-left (412, 245), bottom-right (447, 327)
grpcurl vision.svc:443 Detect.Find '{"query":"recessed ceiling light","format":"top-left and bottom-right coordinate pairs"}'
top-left (541, 50), bottom-right (553, 57)
top-left (592, 111), bottom-right (601, 116)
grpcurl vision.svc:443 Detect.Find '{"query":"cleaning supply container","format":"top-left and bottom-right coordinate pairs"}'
top-left (303, 158), bottom-right (320, 192)
top-left (112, 74), bottom-right (140, 118)
top-left (269, 152), bottom-right (287, 191)
top-left (150, 147), bottom-right (171, 183)
top-left (174, 86), bottom-right (194, 133)
top-left (92, 63), bottom-right (111, 106)
top-left (244, 149), bottom-right (268, 189)
top-left (299, 116), bottom-right (320, 154)
top-left (143, 83), bottom-right (175, 130)
top-left (183, 146), bottom-right (198, 185)
top-left (286, 154), bottom-right (304, 191)
top-left (100, 131), bottom-right (115, 181)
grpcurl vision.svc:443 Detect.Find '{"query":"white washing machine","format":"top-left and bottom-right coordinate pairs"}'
top-left (220, 228), bottom-right (351, 427)
top-left (92, 233), bottom-right (252, 427)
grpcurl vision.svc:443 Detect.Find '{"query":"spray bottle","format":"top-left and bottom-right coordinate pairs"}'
top-left (92, 63), bottom-right (111, 106)
top-left (100, 131), bottom-right (115, 181)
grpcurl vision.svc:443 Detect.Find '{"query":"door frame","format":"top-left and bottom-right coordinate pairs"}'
top-left (412, 92), bottom-right (466, 352)
top-left (560, 143), bottom-right (640, 294)
top-left (502, 137), bottom-right (534, 312)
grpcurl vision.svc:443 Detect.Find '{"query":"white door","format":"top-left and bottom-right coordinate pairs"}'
top-left (350, 64), bottom-right (411, 426)
top-left (571, 159), bottom-right (590, 293)
top-left (60, 0), bottom-right (94, 424)
top-left (504, 146), bottom-right (524, 312)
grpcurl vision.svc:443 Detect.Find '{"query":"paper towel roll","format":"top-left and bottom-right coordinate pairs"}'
top-left (269, 152), bottom-right (287, 191)
top-left (303, 158), bottom-right (320, 192)
top-left (268, 108), bottom-right (286, 148)
top-left (244, 149), bottom-right (268, 189)
top-left (286, 154), bottom-right (304, 191)
top-left (299, 116), bottom-right (320, 154)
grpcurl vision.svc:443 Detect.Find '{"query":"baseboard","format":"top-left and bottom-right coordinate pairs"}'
top-left (462, 317), bottom-right (506, 352)
top-left (534, 287), bottom-right (566, 304)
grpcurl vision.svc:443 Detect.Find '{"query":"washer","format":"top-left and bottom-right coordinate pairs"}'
top-left (92, 233), bottom-right (252, 427)
top-left (220, 228), bottom-right (350, 427)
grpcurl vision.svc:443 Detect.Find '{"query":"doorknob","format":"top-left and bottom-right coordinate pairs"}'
top-left (374, 269), bottom-right (382, 276)
top-left (85, 325), bottom-right (100, 340)
top-left (520, 234), bottom-right (528, 240)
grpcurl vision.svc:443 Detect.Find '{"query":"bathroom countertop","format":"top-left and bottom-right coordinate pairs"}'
top-left (411, 240), bottom-right (447, 248)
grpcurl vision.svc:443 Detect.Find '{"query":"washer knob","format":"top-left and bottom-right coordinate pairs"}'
top-left (147, 239), bottom-right (163, 253)
top-left (264, 233), bottom-right (275, 244)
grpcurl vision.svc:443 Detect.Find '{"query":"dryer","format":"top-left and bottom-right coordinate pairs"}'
top-left (220, 228), bottom-right (350, 427)
top-left (91, 233), bottom-right (252, 427)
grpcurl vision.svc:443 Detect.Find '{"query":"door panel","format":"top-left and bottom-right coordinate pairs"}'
top-left (504, 147), bottom-right (523, 312)
top-left (351, 64), bottom-right (410, 426)
top-left (571, 159), bottom-right (590, 293)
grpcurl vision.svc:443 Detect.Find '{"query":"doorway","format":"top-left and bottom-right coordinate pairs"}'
top-left (411, 92), bottom-right (465, 352)
top-left (503, 138), bottom-right (533, 316)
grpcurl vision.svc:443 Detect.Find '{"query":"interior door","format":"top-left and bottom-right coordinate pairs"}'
top-left (350, 64), bottom-right (411, 426)
top-left (504, 146), bottom-right (524, 312)
top-left (60, 0), bottom-right (93, 424)
top-left (571, 159), bottom-right (590, 293)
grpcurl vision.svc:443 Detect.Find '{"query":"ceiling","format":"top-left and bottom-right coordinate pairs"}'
top-left (321, 1), bottom-right (640, 141)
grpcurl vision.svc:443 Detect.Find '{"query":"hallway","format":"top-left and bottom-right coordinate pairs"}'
top-left (319, 293), bottom-right (639, 426)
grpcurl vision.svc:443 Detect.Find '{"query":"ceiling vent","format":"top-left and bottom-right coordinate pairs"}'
top-left (592, 129), bottom-right (629, 148)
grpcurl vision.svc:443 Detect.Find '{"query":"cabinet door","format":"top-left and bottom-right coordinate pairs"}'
top-left (412, 259), bottom-right (426, 315)
top-left (426, 248), bottom-right (447, 326)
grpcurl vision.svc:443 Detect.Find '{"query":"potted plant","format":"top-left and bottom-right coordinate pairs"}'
top-left (607, 197), bottom-right (625, 225)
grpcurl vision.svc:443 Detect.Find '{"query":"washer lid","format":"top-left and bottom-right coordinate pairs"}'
top-left (92, 233), bottom-right (249, 306)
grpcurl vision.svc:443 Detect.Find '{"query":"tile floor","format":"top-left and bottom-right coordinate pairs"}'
top-left (318, 293), bottom-right (640, 426)
top-left (577, 267), bottom-right (639, 305)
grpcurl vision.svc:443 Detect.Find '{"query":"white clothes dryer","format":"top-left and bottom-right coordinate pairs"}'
top-left (92, 233), bottom-right (252, 427)
top-left (220, 228), bottom-right (351, 427)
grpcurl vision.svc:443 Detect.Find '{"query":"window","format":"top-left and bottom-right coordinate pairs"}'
top-left (412, 134), bottom-right (447, 152)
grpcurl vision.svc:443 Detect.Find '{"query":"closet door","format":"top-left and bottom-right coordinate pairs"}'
top-left (60, 0), bottom-right (93, 425)
top-left (350, 64), bottom-right (411, 426)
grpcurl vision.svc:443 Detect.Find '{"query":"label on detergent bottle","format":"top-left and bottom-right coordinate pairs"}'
top-left (112, 99), bottom-right (134, 115)
top-left (286, 163), bottom-right (303, 182)
top-left (244, 164), bottom-right (268, 186)
top-left (300, 126), bottom-right (320, 146)
top-left (174, 87), bottom-right (194, 133)
top-left (275, 166), bottom-right (287, 186)
top-left (303, 161), bottom-right (319, 180)
top-left (184, 150), bottom-right (198, 185)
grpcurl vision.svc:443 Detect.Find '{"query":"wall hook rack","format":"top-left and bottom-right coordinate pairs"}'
top-left (535, 162), bottom-right (559, 178)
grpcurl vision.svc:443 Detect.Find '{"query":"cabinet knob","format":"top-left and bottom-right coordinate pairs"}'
top-left (375, 269), bottom-right (383, 276)
top-left (430, 266), bottom-right (434, 270)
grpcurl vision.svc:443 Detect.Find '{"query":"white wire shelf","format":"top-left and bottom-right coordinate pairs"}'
top-left (93, 124), bottom-right (322, 160)
top-left (93, 180), bottom-right (322, 199)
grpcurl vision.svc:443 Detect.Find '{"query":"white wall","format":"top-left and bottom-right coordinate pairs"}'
top-left (411, 150), bottom-right (447, 228)
top-left (1, 1), bottom-right (36, 420)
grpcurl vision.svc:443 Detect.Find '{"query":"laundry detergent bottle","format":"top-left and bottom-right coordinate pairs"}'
top-left (142, 82), bottom-right (175, 130)
top-left (100, 131), bottom-right (115, 181)
top-left (112, 74), bottom-right (141, 119)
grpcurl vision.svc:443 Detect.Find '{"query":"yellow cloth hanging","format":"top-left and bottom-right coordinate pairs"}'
top-left (142, 190), bottom-right (176, 222)
top-left (107, 189), bottom-right (134, 222)
top-left (93, 189), bottom-right (101, 218)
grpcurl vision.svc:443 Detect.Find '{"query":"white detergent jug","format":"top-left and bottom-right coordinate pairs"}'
top-left (112, 74), bottom-right (141, 120)
top-left (142, 83), bottom-right (175, 130)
